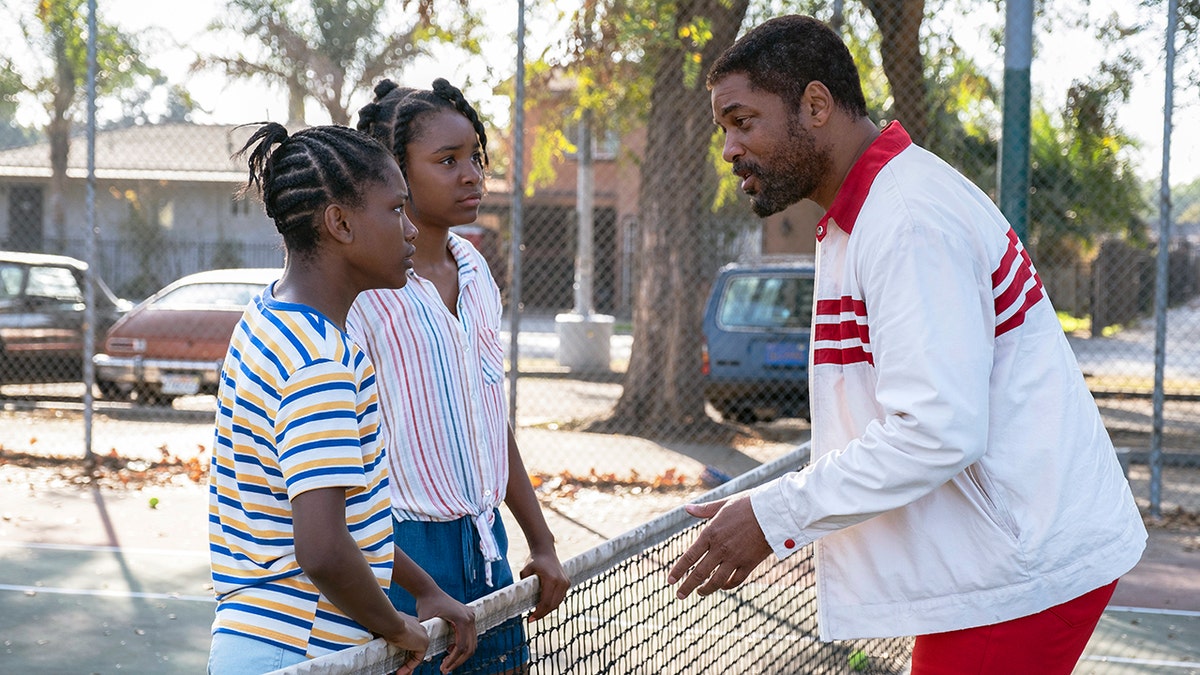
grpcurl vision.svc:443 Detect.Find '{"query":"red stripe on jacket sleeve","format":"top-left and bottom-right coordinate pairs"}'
top-left (813, 296), bottom-right (873, 366)
top-left (993, 229), bottom-right (1046, 337)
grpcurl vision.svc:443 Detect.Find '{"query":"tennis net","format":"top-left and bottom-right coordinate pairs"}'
top-left (270, 444), bottom-right (914, 674)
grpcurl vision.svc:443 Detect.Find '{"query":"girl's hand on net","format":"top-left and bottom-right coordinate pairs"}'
top-left (383, 613), bottom-right (428, 675)
top-left (415, 591), bottom-right (477, 672)
top-left (521, 550), bottom-right (570, 621)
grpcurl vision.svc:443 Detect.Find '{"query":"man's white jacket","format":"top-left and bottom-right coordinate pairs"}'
top-left (750, 122), bottom-right (1147, 640)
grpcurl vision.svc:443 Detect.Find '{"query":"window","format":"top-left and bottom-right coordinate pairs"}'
top-left (564, 117), bottom-right (620, 160)
top-left (718, 275), bottom-right (814, 330)
top-left (159, 200), bottom-right (175, 229)
top-left (154, 282), bottom-right (264, 310)
top-left (25, 266), bottom-right (83, 303)
top-left (0, 264), bottom-right (25, 300)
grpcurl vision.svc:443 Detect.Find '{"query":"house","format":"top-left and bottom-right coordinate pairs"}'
top-left (501, 75), bottom-right (818, 317)
top-left (0, 123), bottom-right (282, 299)
top-left (488, 105), bottom-right (646, 315)
top-left (0, 114), bottom-right (819, 310)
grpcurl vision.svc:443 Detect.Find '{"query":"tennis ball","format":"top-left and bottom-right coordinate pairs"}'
top-left (148, 497), bottom-right (160, 509)
top-left (848, 649), bottom-right (868, 671)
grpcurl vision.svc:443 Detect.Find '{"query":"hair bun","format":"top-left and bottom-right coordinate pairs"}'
top-left (356, 102), bottom-right (380, 131)
top-left (373, 78), bottom-right (400, 100)
top-left (431, 78), bottom-right (462, 99)
top-left (257, 122), bottom-right (289, 147)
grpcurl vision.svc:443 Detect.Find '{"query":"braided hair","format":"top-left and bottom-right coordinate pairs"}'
top-left (355, 78), bottom-right (489, 176)
top-left (236, 123), bottom-right (396, 256)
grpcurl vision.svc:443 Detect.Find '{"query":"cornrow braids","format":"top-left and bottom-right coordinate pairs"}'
top-left (430, 78), bottom-right (489, 169)
top-left (235, 122), bottom-right (397, 256)
top-left (356, 78), bottom-right (489, 176)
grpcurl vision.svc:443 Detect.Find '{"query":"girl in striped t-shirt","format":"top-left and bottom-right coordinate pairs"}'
top-left (351, 79), bottom-right (570, 674)
top-left (209, 123), bottom-right (476, 674)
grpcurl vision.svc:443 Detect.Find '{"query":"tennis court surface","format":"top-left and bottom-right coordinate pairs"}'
top-left (1, 440), bottom-right (1196, 673)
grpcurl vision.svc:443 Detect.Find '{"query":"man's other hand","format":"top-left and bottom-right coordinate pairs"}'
top-left (666, 496), bottom-right (773, 599)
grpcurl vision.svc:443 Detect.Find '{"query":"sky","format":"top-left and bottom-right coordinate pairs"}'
top-left (2, 0), bottom-right (1196, 185)
top-left (1, 0), bottom-right (524, 132)
top-left (933, 0), bottom-right (1196, 186)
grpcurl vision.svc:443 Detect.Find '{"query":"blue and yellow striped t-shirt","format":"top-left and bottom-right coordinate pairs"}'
top-left (208, 284), bottom-right (392, 658)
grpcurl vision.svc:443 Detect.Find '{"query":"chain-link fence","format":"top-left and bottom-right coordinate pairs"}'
top-left (0, 1), bottom-right (1197, 524)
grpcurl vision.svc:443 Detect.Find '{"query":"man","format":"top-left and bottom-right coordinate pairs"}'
top-left (667, 15), bottom-right (1147, 674)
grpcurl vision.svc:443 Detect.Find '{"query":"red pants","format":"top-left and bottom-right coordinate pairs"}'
top-left (910, 580), bottom-right (1118, 675)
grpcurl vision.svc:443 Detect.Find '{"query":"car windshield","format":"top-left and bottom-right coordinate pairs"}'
top-left (0, 264), bottom-right (25, 301)
top-left (718, 275), bottom-right (814, 330)
top-left (153, 282), bottom-right (264, 309)
top-left (26, 266), bottom-right (83, 303)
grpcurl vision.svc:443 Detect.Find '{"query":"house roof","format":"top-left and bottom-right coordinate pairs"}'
top-left (0, 121), bottom-right (519, 196)
top-left (0, 123), bottom-right (259, 183)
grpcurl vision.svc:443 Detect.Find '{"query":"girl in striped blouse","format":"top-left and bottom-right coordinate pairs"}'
top-left (351, 79), bottom-right (570, 674)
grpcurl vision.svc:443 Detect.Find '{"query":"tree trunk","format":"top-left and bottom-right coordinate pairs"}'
top-left (862, 0), bottom-right (928, 145)
top-left (286, 74), bottom-right (306, 126)
top-left (324, 70), bottom-right (349, 126)
top-left (47, 30), bottom-right (76, 250)
top-left (608, 0), bottom-right (749, 434)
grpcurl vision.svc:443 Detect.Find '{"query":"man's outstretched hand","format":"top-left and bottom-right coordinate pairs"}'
top-left (667, 496), bottom-right (774, 599)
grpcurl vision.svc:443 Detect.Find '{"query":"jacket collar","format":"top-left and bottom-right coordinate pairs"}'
top-left (816, 121), bottom-right (912, 242)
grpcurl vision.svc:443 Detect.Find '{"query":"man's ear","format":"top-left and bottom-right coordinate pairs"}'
top-left (322, 203), bottom-right (355, 245)
top-left (803, 81), bottom-right (834, 128)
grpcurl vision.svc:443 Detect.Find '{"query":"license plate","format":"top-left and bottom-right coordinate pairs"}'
top-left (160, 373), bottom-right (200, 396)
top-left (764, 341), bottom-right (807, 366)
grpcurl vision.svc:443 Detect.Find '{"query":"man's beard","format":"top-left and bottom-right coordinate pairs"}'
top-left (735, 115), bottom-right (830, 218)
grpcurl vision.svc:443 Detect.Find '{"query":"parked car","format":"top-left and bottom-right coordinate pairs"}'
top-left (94, 268), bottom-right (281, 404)
top-left (0, 251), bottom-right (130, 386)
top-left (702, 258), bottom-right (815, 424)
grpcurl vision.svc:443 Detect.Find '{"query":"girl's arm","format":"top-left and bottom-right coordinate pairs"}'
top-left (503, 425), bottom-right (571, 621)
top-left (292, 487), bottom-right (426, 673)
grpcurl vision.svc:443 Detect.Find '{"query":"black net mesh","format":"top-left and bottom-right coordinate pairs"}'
top-left (272, 448), bottom-right (914, 675)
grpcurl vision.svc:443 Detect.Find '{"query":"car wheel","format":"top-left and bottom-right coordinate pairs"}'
top-left (0, 342), bottom-right (13, 383)
top-left (712, 402), bottom-right (738, 423)
top-left (96, 379), bottom-right (125, 400)
top-left (730, 408), bottom-right (758, 425)
top-left (134, 385), bottom-right (177, 407)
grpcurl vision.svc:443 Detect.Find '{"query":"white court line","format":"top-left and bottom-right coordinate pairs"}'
top-left (1086, 605), bottom-right (1200, 670)
top-left (1081, 655), bottom-right (1200, 669)
top-left (0, 540), bottom-right (207, 558)
top-left (0, 582), bottom-right (214, 603)
top-left (1106, 605), bottom-right (1200, 618)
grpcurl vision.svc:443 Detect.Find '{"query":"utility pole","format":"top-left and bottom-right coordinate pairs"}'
top-left (999, 0), bottom-right (1033, 243)
top-left (555, 8), bottom-right (613, 372)
top-left (508, 0), bottom-right (527, 429)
